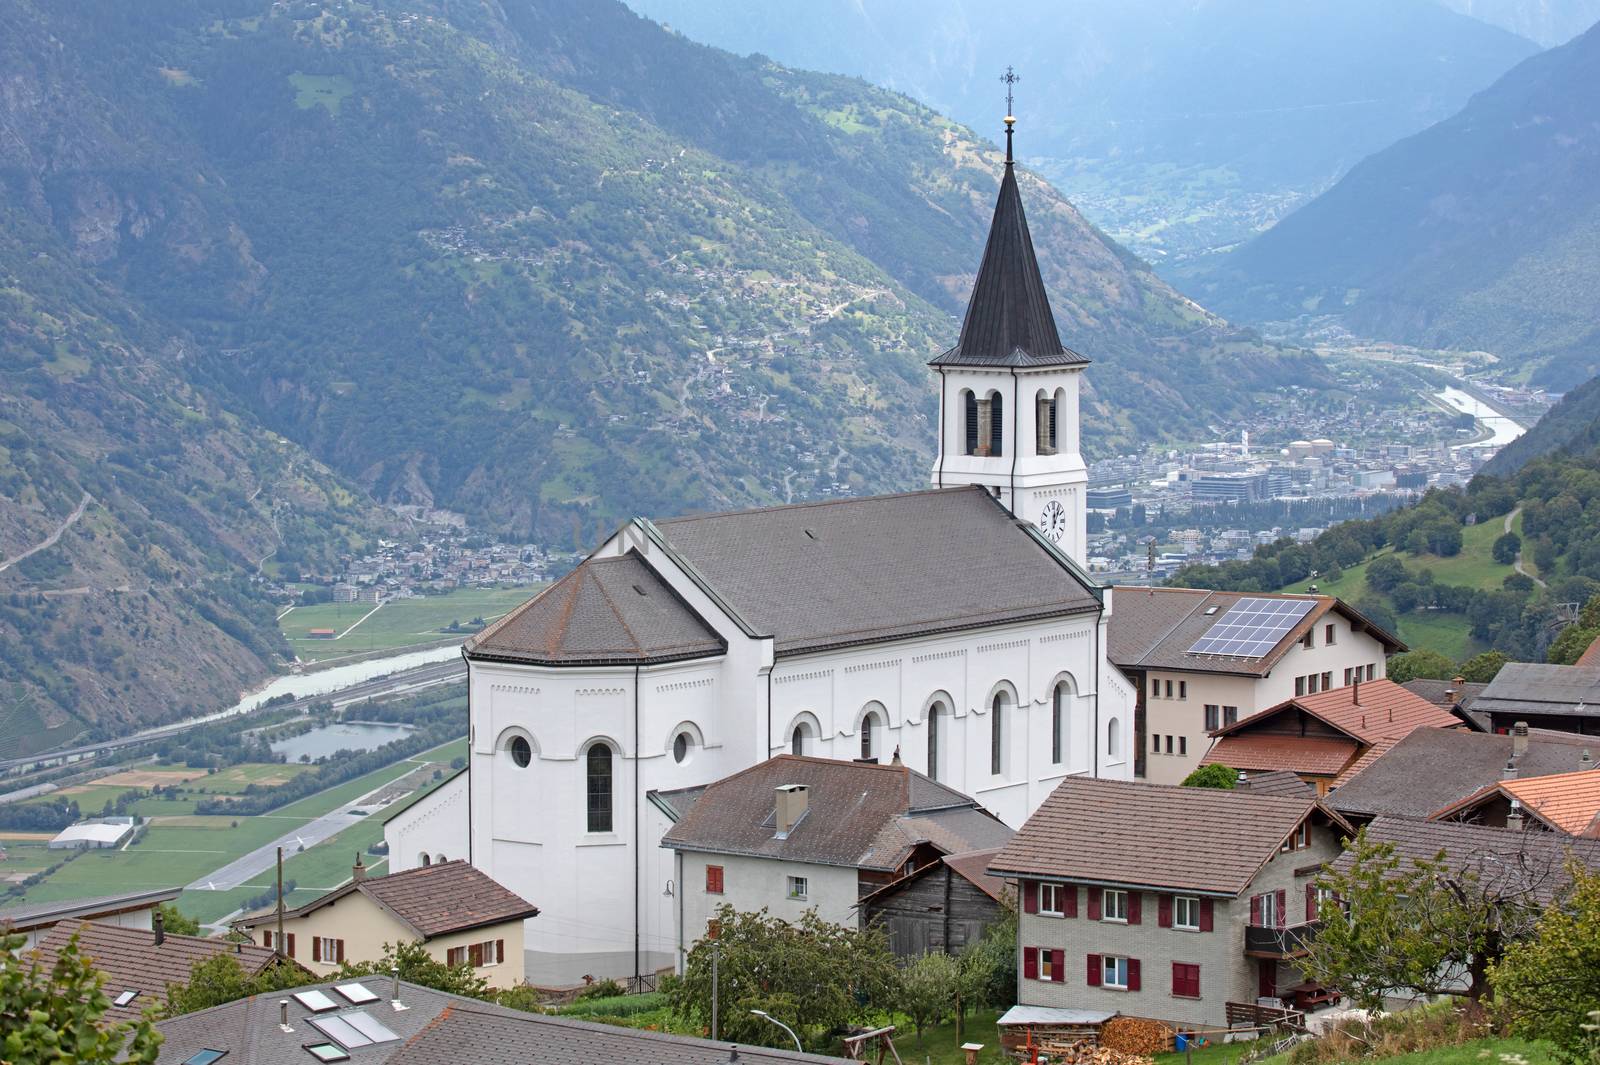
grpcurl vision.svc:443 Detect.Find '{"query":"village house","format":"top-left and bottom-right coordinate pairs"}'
top-left (1328, 722), bottom-right (1598, 825)
top-left (151, 977), bottom-right (851, 1065)
top-left (1472, 662), bottom-right (1600, 735)
top-left (988, 777), bottom-right (1353, 1030)
top-left (656, 755), bottom-right (1011, 967)
top-left (30, 915), bottom-right (303, 1021)
top-left (1431, 766), bottom-right (1600, 835)
top-left (1200, 679), bottom-right (1462, 795)
top-left (860, 847), bottom-right (1012, 960)
top-left (233, 859), bottom-right (537, 990)
top-left (0, 886), bottom-right (180, 951)
top-left (1108, 588), bottom-right (1402, 784)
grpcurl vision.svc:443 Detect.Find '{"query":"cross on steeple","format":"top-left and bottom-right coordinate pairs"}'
top-left (1000, 66), bottom-right (1020, 163)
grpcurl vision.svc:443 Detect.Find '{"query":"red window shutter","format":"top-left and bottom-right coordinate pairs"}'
top-left (1276, 889), bottom-right (1287, 929)
top-left (1192, 964), bottom-right (1201, 997)
top-left (1157, 894), bottom-right (1172, 928)
top-left (1171, 962), bottom-right (1182, 996)
top-left (337, 939), bottom-right (345, 964)
top-left (1127, 892), bottom-right (1142, 926)
top-left (287, 933), bottom-right (295, 959)
top-left (470, 943), bottom-right (482, 967)
top-left (1306, 883), bottom-right (1318, 921)
top-left (1023, 947), bottom-right (1038, 980)
top-left (1023, 881), bottom-right (1039, 915)
top-left (1127, 958), bottom-right (1141, 992)
top-left (496, 939), bottom-right (504, 964)
top-left (313, 937), bottom-right (321, 962)
top-left (1250, 894), bottom-right (1262, 926)
top-left (1088, 890), bottom-right (1102, 921)
top-left (1087, 954), bottom-right (1102, 986)
top-left (1199, 898), bottom-right (1214, 932)
top-left (1064, 885), bottom-right (1078, 918)
top-left (1050, 949), bottom-right (1065, 983)
top-left (262, 931), bottom-right (271, 948)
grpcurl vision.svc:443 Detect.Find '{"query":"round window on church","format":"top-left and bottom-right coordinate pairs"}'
top-left (509, 735), bottom-right (532, 768)
top-left (672, 731), bottom-right (694, 764)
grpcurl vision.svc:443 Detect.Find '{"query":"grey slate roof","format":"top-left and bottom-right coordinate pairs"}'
top-left (661, 755), bottom-right (1006, 872)
top-left (989, 777), bottom-right (1349, 896)
top-left (654, 486), bottom-right (1100, 656)
top-left (1474, 662), bottom-right (1600, 719)
top-left (1236, 770), bottom-right (1317, 798)
top-left (1107, 587), bottom-right (1403, 677)
top-left (466, 550), bottom-right (725, 666)
top-left (0, 886), bottom-right (180, 932)
top-left (1330, 815), bottom-right (1600, 907)
top-left (153, 980), bottom-right (849, 1064)
top-left (929, 152), bottom-right (1086, 369)
top-left (1328, 726), bottom-right (1599, 820)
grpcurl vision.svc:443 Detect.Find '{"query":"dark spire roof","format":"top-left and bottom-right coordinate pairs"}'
top-left (931, 121), bottom-right (1087, 369)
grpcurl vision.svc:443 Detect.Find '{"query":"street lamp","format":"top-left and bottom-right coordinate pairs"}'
top-left (749, 1009), bottom-right (803, 1053)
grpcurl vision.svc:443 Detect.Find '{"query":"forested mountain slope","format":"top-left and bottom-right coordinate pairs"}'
top-left (1482, 375), bottom-right (1600, 475)
top-left (1193, 19), bottom-right (1600, 386)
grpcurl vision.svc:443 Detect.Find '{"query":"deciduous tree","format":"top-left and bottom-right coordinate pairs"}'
top-left (1492, 866), bottom-right (1600, 1062)
top-left (1, 931), bottom-right (163, 1065)
top-left (1181, 764), bottom-right (1236, 789)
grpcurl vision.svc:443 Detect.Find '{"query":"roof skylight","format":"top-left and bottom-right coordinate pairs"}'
top-left (113, 990), bottom-right (140, 1007)
top-left (333, 982), bottom-right (379, 1005)
top-left (308, 1011), bottom-right (399, 1050)
top-left (292, 989), bottom-right (340, 1013)
top-left (304, 1044), bottom-right (351, 1063)
top-left (182, 1052), bottom-right (228, 1065)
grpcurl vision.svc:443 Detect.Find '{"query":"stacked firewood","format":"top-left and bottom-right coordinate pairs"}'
top-left (1033, 1039), bottom-right (1158, 1065)
top-left (1098, 1017), bottom-right (1176, 1055)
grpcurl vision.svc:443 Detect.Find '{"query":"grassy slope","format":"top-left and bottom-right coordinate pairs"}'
top-left (1281, 516), bottom-right (1519, 660)
top-left (281, 586), bottom-right (537, 662)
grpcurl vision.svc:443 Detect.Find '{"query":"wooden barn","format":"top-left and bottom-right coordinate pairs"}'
top-left (860, 847), bottom-right (1011, 958)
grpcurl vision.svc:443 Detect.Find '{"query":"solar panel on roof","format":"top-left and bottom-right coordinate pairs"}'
top-left (342, 1012), bottom-right (398, 1044)
top-left (1188, 597), bottom-right (1315, 659)
top-left (292, 990), bottom-right (339, 1013)
top-left (334, 982), bottom-right (378, 1005)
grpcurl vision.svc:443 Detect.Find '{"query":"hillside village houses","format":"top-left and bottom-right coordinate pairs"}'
top-left (385, 119), bottom-right (1142, 983)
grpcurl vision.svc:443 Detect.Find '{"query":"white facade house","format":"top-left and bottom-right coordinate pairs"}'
top-left (384, 123), bottom-right (1138, 984)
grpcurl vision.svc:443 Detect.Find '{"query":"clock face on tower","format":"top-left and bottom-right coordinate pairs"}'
top-left (1038, 499), bottom-right (1067, 543)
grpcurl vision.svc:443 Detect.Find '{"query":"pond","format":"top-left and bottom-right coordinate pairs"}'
top-left (270, 721), bottom-right (414, 763)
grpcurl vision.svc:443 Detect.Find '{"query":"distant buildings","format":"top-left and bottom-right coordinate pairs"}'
top-left (48, 817), bottom-right (137, 850)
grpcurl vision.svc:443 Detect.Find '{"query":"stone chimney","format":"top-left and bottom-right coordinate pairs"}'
top-left (890, 745), bottom-right (903, 767)
top-left (1352, 677), bottom-right (1360, 704)
top-left (1582, 749), bottom-right (1594, 771)
top-left (1506, 799), bottom-right (1525, 831)
top-left (353, 852), bottom-right (367, 882)
top-left (1512, 721), bottom-right (1530, 760)
top-left (774, 784), bottom-right (809, 838)
top-left (152, 908), bottom-right (165, 946)
top-left (1501, 759), bottom-right (1517, 781)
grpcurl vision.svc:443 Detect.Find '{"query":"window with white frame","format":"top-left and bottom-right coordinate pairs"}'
top-left (1103, 888), bottom-right (1128, 922)
top-left (1039, 883), bottom-right (1065, 916)
top-left (1040, 949), bottom-right (1057, 981)
top-left (787, 875), bottom-right (809, 900)
top-left (1102, 955), bottom-right (1130, 989)
top-left (1174, 895), bottom-right (1200, 931)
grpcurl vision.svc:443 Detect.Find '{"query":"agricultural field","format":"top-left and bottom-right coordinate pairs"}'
top-left (0, 836), bottom-right (61, 884)
top-left (0, 684), bottom-right (85, 761)
top-left (278, 585), bottom-right (537, 662)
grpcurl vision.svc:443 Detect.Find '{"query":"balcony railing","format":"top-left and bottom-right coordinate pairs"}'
top-left (1244, 920), bottom-right (1320, 957)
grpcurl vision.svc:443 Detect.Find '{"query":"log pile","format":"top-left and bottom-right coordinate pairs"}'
top-left (1031, 1039), bottom-right (1157, 1065)
top-left (1098, 1017), bottom-right (1175, 1056)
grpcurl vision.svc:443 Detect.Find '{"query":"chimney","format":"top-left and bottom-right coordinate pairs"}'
top-left (152, 909), bottom-right (165, 947)
top-left (1501, 759), bottom-right (1517, 781)
top-left (353, 852), bottom-right (367, 882)
top-left (1506, 799), bottom-right (1525, 831)
top-left (1352, 677), bottom-right (1359, 705)
top-left (1582, 749), bottom-right (1594, 771)
top-left (1512, 721), bottom-right (1530, 760)
top-left (890, 745), bottom-right (903, 767)
top-left (1446, 675), bottom-right (1465, 701)
top-left (774, 784), bottom-right (809, 838)
top-left (279, 999), bottom-right (292, 1032)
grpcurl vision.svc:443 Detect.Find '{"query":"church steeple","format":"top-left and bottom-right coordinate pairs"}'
top-left (930, 113), bottom-right (1086, 369)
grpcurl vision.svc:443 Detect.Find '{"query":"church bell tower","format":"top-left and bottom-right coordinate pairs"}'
top-left (930, 109), bottom-right (1089, 564)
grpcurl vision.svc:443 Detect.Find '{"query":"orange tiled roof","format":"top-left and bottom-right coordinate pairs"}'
top-left (1434, 768), bottom-right (1600, 836)
top-left (1577, 633), bottom-right (1600, 668)
top-left (1287, 680), bottom-right (1461, 743)
top-left (1201, 733), bottom-right (1361, 777)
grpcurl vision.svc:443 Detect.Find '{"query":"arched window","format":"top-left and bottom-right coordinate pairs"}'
top-left (1107, 717), bottom-right (1121, 760)
top-left (792, 725), bottom-right (806, 756)
top-left (988, 391), bottom-right (1004, 457)
top-left (927, 700), bottom-right (943, 780)
top-left (963, 390), bottom-right (978, 455)
top-left (990, 690), bottom-right (1010, 776)
top-left (1036, 390), bottom-right (1058, 455)
top-left (420, 853), bottom-right (431, 868)
top-left (586, 743), bottom-right (614, 833)
top-left (1052, 682), bottom-right (1068, 765)
top-left (788, 713), bottom-right (820, 757)
top-left (860, 707), bottom-right (882, 761)
top-left (435, 853), bottom-right (446, 864)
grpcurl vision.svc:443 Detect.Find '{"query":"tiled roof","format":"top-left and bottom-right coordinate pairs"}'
top-left (1475, 662), bottom-right (1600, 719)
top-left (237, 861), bottom-right (538, 939)
top-left (653, 487), bottom-right (1101, 656)
top-left (1107, 588), bottom-right (1401, 677)
top-left (1330, 816), bottom-right (1600, 906)
top-left (942, 848), bottom-right (1010, 902)
top-left (153, 980), bottom-right (849, 1065)
top-left (32, 919), bottom-right (285, 1021)
top-left (1577, 634), bottom-right (1600, 668)
top-left (1329, 726), bottom-right (1598, 820)
top-left (1433, 768), bottom-right (1600, 836)
top-left (1202, 734), bottom-right (1360, 777)
top-left (928, 151), bottom-right (1085, 369)
top-left (1235, 770), bottom-right (1316, 798)
top-left (988, 777), bottom-right (1340, 896)
top-left (466, 551), bottom-right (725, 666)
top-left (0, 886), bottom-right (181, 932)
top-left (1401, 678), bottom-right (1489, 711)
top-left (661, 756), bottom-right (1002, 872)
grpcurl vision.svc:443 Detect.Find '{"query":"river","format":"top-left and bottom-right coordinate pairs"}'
top-left (1435, 386), bottom-right (1526, 451)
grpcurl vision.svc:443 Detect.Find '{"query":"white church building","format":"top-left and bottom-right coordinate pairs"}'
top-left (385, 120), bottom-right (1138, 984)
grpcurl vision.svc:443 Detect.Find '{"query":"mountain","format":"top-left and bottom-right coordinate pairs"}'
top-left (1482, 374), bottom-right (1600, 475)
top-left (1192, 21), bottom-right (1600, 387)
top-left (624, 0), bottom-right (1538, 266)
top-left (0, 0), bottom-right (1311, 739)
top-left (1436, 0), bottom-right (1600, 45)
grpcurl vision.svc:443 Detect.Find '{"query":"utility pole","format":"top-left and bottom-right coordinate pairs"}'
top-left (275, 846), bottom-right (285, 957)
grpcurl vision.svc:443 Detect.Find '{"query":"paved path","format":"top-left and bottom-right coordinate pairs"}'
top-left (1505, 506), bottom-right (1547, 589)
top-left (185, 805), bottom-right (371, 892)
top-left (0, 492), bottom-right (91, 573)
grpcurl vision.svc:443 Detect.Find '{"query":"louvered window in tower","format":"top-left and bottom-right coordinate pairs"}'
top-left (988, 392), bottom-right (1003, 457)
top-left (964, 391), bottom-right (979, 455)
top-left (1036, 393), bottom-right (1057, 455)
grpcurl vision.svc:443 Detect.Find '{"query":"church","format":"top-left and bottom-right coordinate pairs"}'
top-left (384, 119), bottom-right (1137, 983)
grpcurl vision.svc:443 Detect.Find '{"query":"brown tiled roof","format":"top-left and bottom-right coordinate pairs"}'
top-left (1331, 816), bottom-right (1600, 906)
top-left (988, 777), bottom-right (1344, 896)
top-left (1578, 634), bottom-right (1600, 668)
top-left (1401, 678), bottom-right (1489, 712)
top-left (1329, 726), bottom-right (1597, 820)
top-left (660, 756), bottom-right (1002, 872)
top-left (1107, 588), bottom-right (1402, 677)
top-left (1432, 768), bottom-right (1600, 836)
top-left (467, 551), bottom-right (725, 666)
top-left (942, 848), bottom-right (1010, 901)
top-left (237, 861), bottom-right (538, 939)
top-left (1202, 734), bottom-right (1360, 777)
top-left (32, 919), bottom-right (287, 1020)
